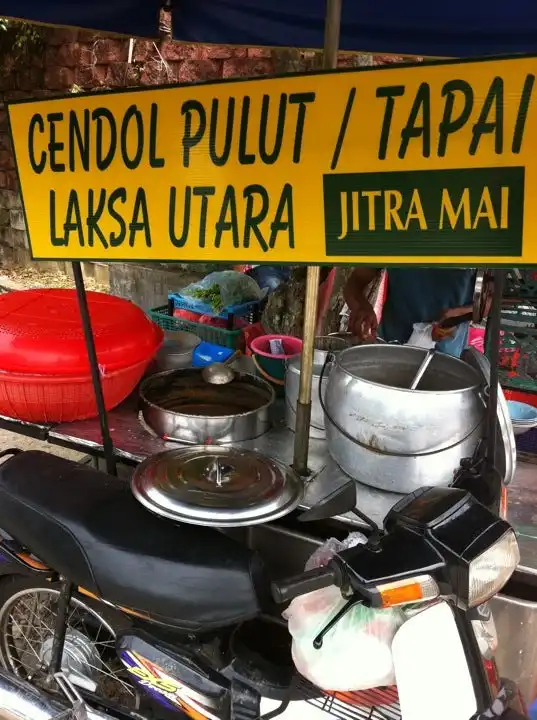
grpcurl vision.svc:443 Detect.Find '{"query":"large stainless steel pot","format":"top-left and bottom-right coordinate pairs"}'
top-left (325, 418), bottom-right (483, 493)
top-left (285, 356), bottom-right (328, 439)
top-left (285, 336), bottom-right (349, 439)
top-left (326, 345), bottom-right (484, 454)
top-left (324, 344), bottom-right (486, 493)
top-left (140, 368), bottom-right (274, 444)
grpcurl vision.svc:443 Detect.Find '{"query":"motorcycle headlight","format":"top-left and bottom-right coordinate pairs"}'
top-left (468, 530), bottom-right (519, 607)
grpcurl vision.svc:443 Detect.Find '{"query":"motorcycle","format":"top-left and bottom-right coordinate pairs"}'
top-left (0, 447), bottom-right (526, 720)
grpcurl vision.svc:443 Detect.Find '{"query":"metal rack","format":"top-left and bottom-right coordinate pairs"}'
top-left (487, 268), bottom-right (537, 459)
top-left (295, 678), bottom-right (400, 720)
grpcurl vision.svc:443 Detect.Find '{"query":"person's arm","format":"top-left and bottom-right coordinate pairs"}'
top-left (432, 305), bottom-right (473, 342)
top-left (343, 268), bottom-right (380, 313)
top-left (433, 271), bottom-right (493, 339)
top-left (437, 304), bottom-right (473, 321)
top-left (343, 268), bottom-right (381, 339)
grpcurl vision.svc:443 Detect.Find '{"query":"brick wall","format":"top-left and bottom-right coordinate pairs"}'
top-left (0, 24), bottom-right (418, 270)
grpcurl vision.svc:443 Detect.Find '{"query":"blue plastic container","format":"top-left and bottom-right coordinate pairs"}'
top-left (192, 342), bottom-right (234, 368)
top-left (507, 400), bottom-right (537, 422)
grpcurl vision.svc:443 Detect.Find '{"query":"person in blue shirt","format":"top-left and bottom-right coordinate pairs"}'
top-left (343, 267), bottom-right (477, 358)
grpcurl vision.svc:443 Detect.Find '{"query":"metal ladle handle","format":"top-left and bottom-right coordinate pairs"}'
top-left (409, 349), bottom-right (435, 391)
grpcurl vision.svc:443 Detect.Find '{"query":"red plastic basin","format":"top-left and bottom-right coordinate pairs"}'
top-left (0, 359), bottom-right (150, 423)
top-left (0, 289), bottom-right (163, 375)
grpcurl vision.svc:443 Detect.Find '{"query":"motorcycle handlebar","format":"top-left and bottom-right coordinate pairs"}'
top-left (271, 564), bottom-right (342, 604)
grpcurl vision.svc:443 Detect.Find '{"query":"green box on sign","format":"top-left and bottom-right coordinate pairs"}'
top-left (323, 167), bottom-right (524, 257)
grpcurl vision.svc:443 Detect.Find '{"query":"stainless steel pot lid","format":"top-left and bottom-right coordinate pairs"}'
top-left (131, 446), bottom-right (304, 527)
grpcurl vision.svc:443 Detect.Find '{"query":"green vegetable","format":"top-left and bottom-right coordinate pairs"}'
top-left (191, 284), bottom-right (224, 313)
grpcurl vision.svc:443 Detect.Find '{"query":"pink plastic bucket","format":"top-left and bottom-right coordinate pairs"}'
top-left (250, 335), bottom-right (302, 396)
top-left (250, 335), bottom-right (303, 359)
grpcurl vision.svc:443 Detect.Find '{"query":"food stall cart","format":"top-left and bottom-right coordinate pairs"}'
top-left (1, 0), bottom-right (537, 711)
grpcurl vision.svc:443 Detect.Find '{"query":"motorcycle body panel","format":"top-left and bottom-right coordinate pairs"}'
top-left (118, 630), bottom-right (402, 720)
top-left (118, 631), bottom-right (229, 719)
top-left (392, 601), bottom-right (478, 720)
top-left (0, 532), bottom-right (54, 578)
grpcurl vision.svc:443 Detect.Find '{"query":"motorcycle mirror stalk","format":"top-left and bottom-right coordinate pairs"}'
top-left (297, 480), bottom-right (383, 544)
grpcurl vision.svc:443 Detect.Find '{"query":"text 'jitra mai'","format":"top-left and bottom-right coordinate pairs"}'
top-left (337, 186), bottom-right (509, 240)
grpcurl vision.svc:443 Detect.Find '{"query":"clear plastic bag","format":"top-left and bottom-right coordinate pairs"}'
top-left (305, 533), bottom-right (367, 571)
top-left (181, 271), bottom-right (265, 313)
top-left (406, 322), bottom-right (435, 349)
top-left (284, 535), bottom-right (404, 692)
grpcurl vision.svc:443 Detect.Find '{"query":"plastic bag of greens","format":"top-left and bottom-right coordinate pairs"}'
top-left (283, 536), bottom-right (404, 692)
top-left (180, 271), bottom-right (264, 314)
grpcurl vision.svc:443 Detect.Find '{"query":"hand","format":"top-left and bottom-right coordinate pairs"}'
top-left (432, 306), bottom-right (471, 342)
top-left (349, 300), bottom-right (378, 341)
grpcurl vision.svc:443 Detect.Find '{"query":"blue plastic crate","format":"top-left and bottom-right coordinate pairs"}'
top-left (169, 292), bottom-right (261, 320)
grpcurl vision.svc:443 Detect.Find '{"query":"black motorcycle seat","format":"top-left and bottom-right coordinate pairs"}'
top-left (0, 451), bottom-right (265, 631)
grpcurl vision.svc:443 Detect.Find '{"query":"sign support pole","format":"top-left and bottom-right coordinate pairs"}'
top-left (72, 262), bottom-right (117, 476)
top-left (293, 0), bottom-right (342, 475)
top-left (485, 270), bottom-right (505, 474)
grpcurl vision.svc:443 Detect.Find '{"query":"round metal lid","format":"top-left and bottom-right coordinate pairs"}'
top-left (131, 446), bottom-right (304, 527)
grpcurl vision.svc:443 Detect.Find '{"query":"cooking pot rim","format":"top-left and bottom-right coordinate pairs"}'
top-left (160, 333), bottom-right (201, 351)
top-left (334, 344), bottom-right (482, 395)
top-left (139, 367), bottom-right (276, 420)
top-left (286, 355), bottom-right (331, 375)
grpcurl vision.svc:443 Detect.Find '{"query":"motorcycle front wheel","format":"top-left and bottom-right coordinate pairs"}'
top-left (0, 575), bottom-right (140, 711)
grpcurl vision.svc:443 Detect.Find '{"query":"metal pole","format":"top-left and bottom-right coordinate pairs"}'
top-left (485, 269), bottom-right (505, 473)
top-left (321, 0), bottom-right (343, 69)
top-left (293, 0), bottom-right (342, 475)
top-left (47, 578), bottom-right (73, 679)
top-left (72, 262), bottom-right (117, 476)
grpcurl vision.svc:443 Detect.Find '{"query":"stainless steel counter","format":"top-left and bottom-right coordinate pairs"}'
top-left (48, 394), bottom-right (537, 576)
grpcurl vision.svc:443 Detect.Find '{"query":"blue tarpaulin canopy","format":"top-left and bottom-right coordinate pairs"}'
top-left (1, 0), bottom-right (537, 58)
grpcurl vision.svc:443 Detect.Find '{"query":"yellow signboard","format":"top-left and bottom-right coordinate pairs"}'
top-left (7, 55), bottom-right (537, 265)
